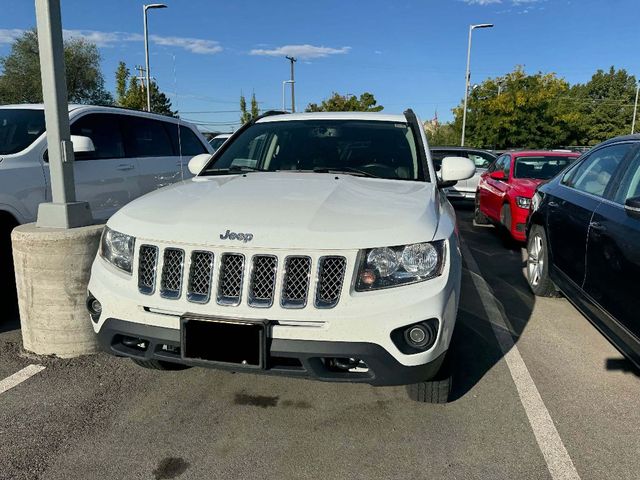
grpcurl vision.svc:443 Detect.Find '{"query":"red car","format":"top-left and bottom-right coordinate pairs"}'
top-left (475, 150), bottom-right (581, 242)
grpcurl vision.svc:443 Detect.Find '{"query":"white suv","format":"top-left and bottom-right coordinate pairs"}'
top-left (0, 104), bottom-right (211, 302)
top-left (87, 110), bottom-right (474, 402)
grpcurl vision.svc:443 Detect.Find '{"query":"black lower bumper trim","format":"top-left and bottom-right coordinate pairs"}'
top-left (97, 318), bottom-right (446, 386)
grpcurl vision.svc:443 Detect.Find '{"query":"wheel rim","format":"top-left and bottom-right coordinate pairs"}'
top-left (527, 234), bottom-right (544, 287)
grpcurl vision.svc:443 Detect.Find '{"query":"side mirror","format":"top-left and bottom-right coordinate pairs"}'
top-left (490, 170), bottom-right (505, 181)
top-left (188, 153), bottom-right (212, 175)
top-left (624, 196), bottom-right (640, 218)
top-left (70, 135), bottom-right (96, 153)
top-left (438, 156), bottom-right (476, 188)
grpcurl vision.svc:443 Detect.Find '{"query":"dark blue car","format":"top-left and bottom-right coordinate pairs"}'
top-left (526, 134), bottom-right (640, 368)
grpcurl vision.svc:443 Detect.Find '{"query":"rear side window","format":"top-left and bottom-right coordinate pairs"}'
top-left (70, 113), bottom-right (125, 160)
top-left (0, 109), bottom-right (46, 155)
top-left (468, 152), bottom-right (494, 169)
top-left (165, 124), bottom-right (208, 156)
top-left (122, 116), bottom-right (174, 158)
top-left (566, 143), bottom-right (632, 197)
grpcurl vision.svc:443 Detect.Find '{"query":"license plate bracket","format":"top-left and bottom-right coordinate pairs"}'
top-left (180, 315), bottom-right (267, 369)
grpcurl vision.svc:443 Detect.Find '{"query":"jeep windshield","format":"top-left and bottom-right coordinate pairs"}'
top-left (0, 109), bottom-right (46, 155)
top-left (201, 119), bottom-right (426, 181)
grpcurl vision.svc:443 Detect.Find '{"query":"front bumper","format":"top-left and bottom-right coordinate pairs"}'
top-left (98, 318), bottom-right (447, 386)
top-left (510, 205), bottom-right (530, 242)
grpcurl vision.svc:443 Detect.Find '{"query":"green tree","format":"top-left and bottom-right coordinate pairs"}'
top-left (425, 122), bottom-right (459, 146)
top-left (0, 29), bottom-right (112, 105)
top-left (239, 92), bottom-right (260, 124)
top-left (306, 92), bottom-right (384, 112)
top-left (452, 67), bottom-right (578, 149)
top-left (115, 61), bottom-right (175, 116)
top-left (569, 67), bottom-right (637, 145)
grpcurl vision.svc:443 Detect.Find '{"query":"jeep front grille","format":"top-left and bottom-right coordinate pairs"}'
top-left (136, 246), bottom-right (346, 309)
top-left (217, 253), bottom-right (245, 306)
top-left (187, 251), bottom-right (214, 303)
top-left (138, 245), bottom-right (158, 295)
top-left (281, 256), bottom-right (312, 308)
top-left (248, 255), bottom-right (277, 308)
top-left (160, 248), bottom-right (184, 299)
top-left (315, 256), bottom-right (347, 308)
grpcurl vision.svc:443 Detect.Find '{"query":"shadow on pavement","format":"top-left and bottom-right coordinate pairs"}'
top-left (449, 207), bottom-right (535, 401)
top-left (605, 358), bottom-right (640, 377)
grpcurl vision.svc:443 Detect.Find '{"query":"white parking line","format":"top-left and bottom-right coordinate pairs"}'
top-left (0, 365), bottom-right (45, 395)
top-left (460, 239), bottom-right (581, 480)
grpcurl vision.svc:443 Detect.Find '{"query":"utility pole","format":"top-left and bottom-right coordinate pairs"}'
top-left (34, 0), bottom-right (91, 228)
top-left (286, 56), bottom-right (296, 112)
top-left (135, 65), bottom-right (146, 92)
top-left (632, 81), bottom-right (639, 134)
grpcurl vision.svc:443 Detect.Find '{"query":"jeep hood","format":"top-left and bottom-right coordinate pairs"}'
top-left (109, 172), bottom-right (441, 250)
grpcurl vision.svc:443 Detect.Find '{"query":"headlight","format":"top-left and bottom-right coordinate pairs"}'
top-left (100, 227), bottom-right (135, 274)
top-left (531, 192), bottom-right (542, 212)
top-left (515, 196), bottom-right (531, 209)
top-left (356, 241), bottom-right (445, 291)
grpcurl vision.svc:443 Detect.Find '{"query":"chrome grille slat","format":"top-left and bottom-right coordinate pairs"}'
top-left (160, 248), bottom-right (185, 299)
top-left (138, 245), bottom-right (158, 295)
top-left (217, 253), bottom-right (245, 306)
top-left (281, 256), bottom-right (312, 309)
top-left (187, 251), bottom-right (214, 304)
top-left (316, 256), bottom-right (347, 309)
top-left (248, 255), bottom-right (277, 308)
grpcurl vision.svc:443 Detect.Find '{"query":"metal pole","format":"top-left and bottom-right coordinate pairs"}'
top-left (286, 56), bottom-right (296, 112)
top-left (143, 5), bottom-right (151, 112)
top-left (34, 0), bottom-right (91, 228)
top-left (461, 25), bottom-right (473, 147)
top-left (632, 82), bottom-right (639, 134)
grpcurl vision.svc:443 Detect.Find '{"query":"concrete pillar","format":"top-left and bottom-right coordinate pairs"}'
top-left (11, 223), bottom-right (104, 358)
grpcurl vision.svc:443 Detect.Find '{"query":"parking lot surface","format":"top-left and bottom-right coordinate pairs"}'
top-left (0, 208), bottom-right (638, 480)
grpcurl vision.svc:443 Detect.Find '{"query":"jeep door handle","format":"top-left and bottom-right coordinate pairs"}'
top-left (116, 164), bottom-right (135, 171)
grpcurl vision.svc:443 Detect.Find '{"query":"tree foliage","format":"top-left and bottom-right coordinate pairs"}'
top-left (425, 122), bottom-right (459, 146)
top-left (0, 29), bottom-right (112, 105)
top-left (454, 66), bottom-right (638, 149)
top-left (114, 61), bottom-right (175, 116)
top-left (306, 92), bottom-right (384, 112)
top-left (240, 92), bottom-right (259, 123)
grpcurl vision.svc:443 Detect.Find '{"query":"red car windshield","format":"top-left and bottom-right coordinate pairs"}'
top-left (513, 155), bottom-right (577, 180)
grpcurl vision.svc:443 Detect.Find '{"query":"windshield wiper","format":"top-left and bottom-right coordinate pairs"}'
top-left (203, 165), bottom-right (265, 175)
top-left (311, 167), bottom-right (379, 178)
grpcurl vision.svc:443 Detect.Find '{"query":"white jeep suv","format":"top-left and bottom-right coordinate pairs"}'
top-left (87, 110), bottom-right (474, 402)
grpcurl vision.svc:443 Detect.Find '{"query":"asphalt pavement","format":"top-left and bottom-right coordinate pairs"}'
top-left (0, 207), bottom-right (638, 480)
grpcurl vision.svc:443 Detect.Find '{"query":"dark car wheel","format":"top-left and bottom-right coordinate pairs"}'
top-left (526, 225), bottom-right (559, 297)
top-left (473, 194), bottom-right (489, 226)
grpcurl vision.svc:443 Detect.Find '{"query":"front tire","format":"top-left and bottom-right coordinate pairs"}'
top-left (526, 225), bottom-right (558, 297)
top-left (406, 354), bottom-right (453, 404)
top-left (473, 194), bottom-right (490, 226)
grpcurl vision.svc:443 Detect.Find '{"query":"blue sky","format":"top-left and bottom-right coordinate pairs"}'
top-left (1, 0), bottom-right (639, 132)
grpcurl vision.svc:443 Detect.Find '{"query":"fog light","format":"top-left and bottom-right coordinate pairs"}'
top-left (89, 299), bottom-right (102, 315)
top-left (407, 326), bottom-right (427, 345)
top-left (86, 293), bottom-right (102, 323)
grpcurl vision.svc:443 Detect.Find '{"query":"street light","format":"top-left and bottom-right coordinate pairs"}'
top-left (632, 81), bottom-right (639, 134)
top-left (282, 80), bottom-right (294, 111)
top-left (143, 3), bottom-right (167, 112)
top-left (461, 23), bottom-right (494, 147)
